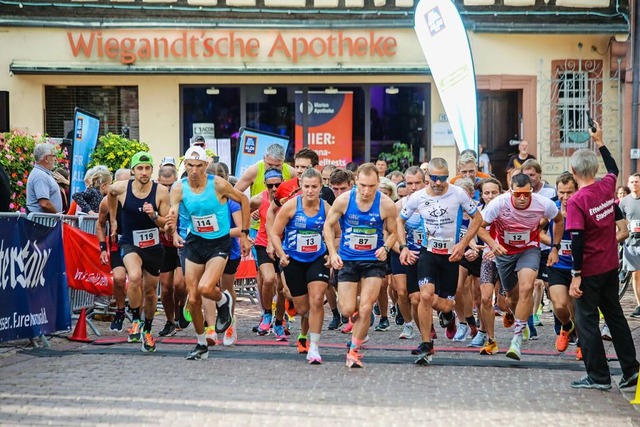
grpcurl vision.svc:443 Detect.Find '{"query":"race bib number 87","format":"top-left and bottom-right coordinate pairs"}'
top-left (349, 227), bottom-right (378, 251)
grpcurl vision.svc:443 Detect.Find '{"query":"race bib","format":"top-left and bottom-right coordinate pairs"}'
top-left (133, 228), bottom-right (160, 248)
top-left (504, 230), bottom-right (531, 247)
top-left (296, 231), bottom-right (321, 253)
top-left (459, 227), bottom-right (468, 241)
top-left (630, 220), bottom-right (640, 233)
top-left (349, 228), bottom-right (378, 251)
top-left (427, 238), bottom-right (453, 255)
top-left (191, 214), bottom-right (219, 234)
top-left (412, 230), bottom-right (425, 247)
top-left (560, 239), bottom-right (572, 256)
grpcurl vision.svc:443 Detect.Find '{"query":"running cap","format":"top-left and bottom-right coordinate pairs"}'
top-left (160, 156), bottom-right (176, 167)
top-left (130, 151), bottom-right (154, 169)
top-left (264, 167), bottom-right (283, 180)
top-left (183, 146), bottom-right (207, 163)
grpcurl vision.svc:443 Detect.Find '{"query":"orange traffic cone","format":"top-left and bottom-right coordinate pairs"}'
top-left (69, 308), bottom-right (92, 343)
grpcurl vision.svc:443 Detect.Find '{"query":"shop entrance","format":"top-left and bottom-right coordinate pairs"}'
top-left (477, 89), bottom-right (520, 187)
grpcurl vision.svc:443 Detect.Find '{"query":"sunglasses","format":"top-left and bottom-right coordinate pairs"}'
top-left (428, 174), bottom-right (448, 183)
top-left (512, 190), bottom-right (532, 198)
top-left (266, 183), bottom-right (281, 189)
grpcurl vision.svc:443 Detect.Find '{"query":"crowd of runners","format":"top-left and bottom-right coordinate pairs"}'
top-left (91, 123), bottom-right (638, 389)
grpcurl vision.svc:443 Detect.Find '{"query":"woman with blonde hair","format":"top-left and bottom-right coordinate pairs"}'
top-left (72, 168), bottom-right (113, 215)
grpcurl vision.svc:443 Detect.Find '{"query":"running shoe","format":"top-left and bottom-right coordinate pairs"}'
top-left (373, 302), bottom-right (380, 316)
top-left (438, 311), bottom-right (452, 328)
top-left (399, 323), bottom-right (415, 340)
top-left (127, 320), bottom-right (142, 343)
top-left (410, 344), bottom-right (422, 355)
top-left (414, 342), bottom-right (433, 366)
top-left (503, 311), bottom-right (515, 328)
top-left (569, 329), bottom-right (578, 345)
top-left (389, 305), bottom-right (397, 318)
top-left (214, 290), bottom-right (234, 334)
top-left (223, 317), bottom-right (237, 346)
top-left (370, 311), bottom-right (375, 327)
top-left (258, 313), bottom-right (273, 336)
top-left (618, 371), bottom-right (639, 389)
top-left (346, 348), bottom-right (364, 368)
top-left (340, 318), bottom-right (354, 334)
top-left (186, 344), bottom-right (208, 360)
top-left (205, 326), bottom-right (219, 346)
top-left (183, 301), bottom-right (193, 323)
top-left (523, 324), bottom-right (530, 341)
top-left (600, 324), bottom-right (612, 341)
top-left (328, 314), bottom-right (342, 330)
top-left (480, 338), bottom-right (498, 355)
top-left (177, 305), bottom-right (190, 330)
top-left (158, 321), bottom-right (177, 337)
top-left (110, 312), bottom-right (125, 332)
top-left (556, 322), bottom-right (574, 352)
top-left (445, 320), bottom-right (457, 340)
top-left (374, 317), bottom-right (390, 332)
top-left (468, 331), bottom-right (487, 348)
top-left (533, 314), bottom-right (543, 326)
top-left (297, 335), bottom-right (309, 354)
top-left (307, 345), bottom-right (322, 365)
top-left (629, 306), bottom-right (640, 318)
top-left (395, 309), bottom-right (405, 326)
top-left (141, 331), bottom-right (156, 353)
top-left (453, 323), bottom-right (469, 341)
top-left (505, 335), bottom-right (522, 360)
top-left (469, 324), bottom-right (478, 339)
top-left (570, 376), bottom-right (611, 390)
top-left (274, 324), bottom-right (288, 341)
top-left (363, 334), bottom-right (370, 344)
top-left (431, 325), bottom-right (438, 340)
top-left (575, 346), bottom-right (583, 360)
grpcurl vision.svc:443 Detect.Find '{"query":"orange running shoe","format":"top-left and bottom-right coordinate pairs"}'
top-left (575, 346), bottom-right (583, 360)
top-left (346, 348), bottom-right (364, 368)
top-left (296, 335), bottom-right (309, 354)
top-left (503, 311), bottom-right (515, 328)
top-left (556, 322), bottom-right (574, 353)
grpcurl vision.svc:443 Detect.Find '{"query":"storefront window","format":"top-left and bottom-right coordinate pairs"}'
top-left (44, 86), bottom-right (139, 140)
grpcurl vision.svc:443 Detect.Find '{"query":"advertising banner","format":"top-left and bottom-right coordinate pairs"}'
top-left (414, 0), bottom-right (478, 154)
top-left (63, 223), bottom-right (114, 296)
top-left (70, 108), bottom-right (100, 195)
top-left (234, 127), bottom-right (289, 178)
top-left (0, 217), bottom-right (71, 342)
top-left (294, 92), bottom-right (353, 168)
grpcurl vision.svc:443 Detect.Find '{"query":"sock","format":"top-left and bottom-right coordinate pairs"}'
top-left (331, 308), bottom-right (340, 317)
top-left (131, 307), bottom-right (140, 321)
top-left (216, 292), bottom-right (228, 307)
top-left (264, 308), bottom-right (272, 316)
top-left (514, 318), bottom-right (527, 336)
top-left (459, 322), bottom-right (467, 326)
top-left (381, 316), bottom-right (388, 321)
top-left (297, 333), bottom-right (307, 341)
top-left (309, 332), bottom-right (321, 346)
top-left (405, 321), bottom-right (414, 328)
top-left (466, 316), bottom-right (477, 327)
top-left (143, 318), bottom-right (153, 333)
top-left (196, 333), bottom-right (207, 346)
top-left (562, 320), bottom-right (574, 331)
top-left (116, 308), bottom-right (125, 318)
top-left (479, 329), bottom-right (487, 334)
top-left (275, 319), bottom-right (283, 327)
top-left (350, 337), bottom-right (363, 350)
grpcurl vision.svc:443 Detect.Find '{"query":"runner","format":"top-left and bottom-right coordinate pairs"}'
top-left (271, 168), bottom-right (338, 364)
top-left (97, 168), bottom-right (130, 332)
top-left (165, 146), bottom-right (251, 360)
top-left (323, 163), bottom-right (398, 368)
top-left (398, 158), bottom-right (482, 365)
top-left (391, 166), bottom-right (425, 341)
top-left (107, 152), bottom-right (170, 352)
top-left (477, 173), bottom-right (564, 361)
top-left (619, 173), bottom-right (640, 318)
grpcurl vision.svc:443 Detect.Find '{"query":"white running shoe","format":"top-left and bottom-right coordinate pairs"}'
top-left (506, 334), bottom-right (523, 361)
top-left (453, 323), bottom-right (470, 341)
top-left (468, 330), bottom-right (487, 348)
top-left (223, 316), bottom-right (237, 346)
top-left (307, 345), bottom-right (322, 365)
top-left (399, 323), bottom-right (415, 340)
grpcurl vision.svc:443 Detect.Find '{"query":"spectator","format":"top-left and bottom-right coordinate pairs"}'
top-left (506, 140), bottom-right (535, 182)
top-left (478, 144), bottom-right (491, 174)
top-left (53, 167), bottom-right (71, 214)
top-left (345, 161), bottom-right (358, 173)
top-left (0, 133), bottom-right (10, 212)
top-left (26, 142), bottom-right (63, 213)
top-left (72, 168), bottom-right (112, 215)
top-left (616, 185), bottom-right (630, 203)
top-left (375, 158), bottom-right (389, 176)
top-left (566, 122), bottom-right (639, 390)
top-left (387, 171), bottom-right (404, 185)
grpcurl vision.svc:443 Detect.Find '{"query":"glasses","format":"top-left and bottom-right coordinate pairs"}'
top-left (428, 174), bottom-right (448, 183)
top-left (512, 190), bottom-right (532, 198)
top-left (266, 183), bottom-right (281, 189)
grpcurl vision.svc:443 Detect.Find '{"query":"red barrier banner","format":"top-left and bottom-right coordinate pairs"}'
top-left (295, 91), bottom-right (353, 168)
top-left (63, 223), bottom-right (113, 296)
top-left (236, 251), bottom-right (257, 280)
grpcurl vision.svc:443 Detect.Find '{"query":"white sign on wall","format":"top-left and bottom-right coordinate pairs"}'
top-left (193, 123), bottom-right (215, 139)
top-left (432, 122), bottom-right (455, 147)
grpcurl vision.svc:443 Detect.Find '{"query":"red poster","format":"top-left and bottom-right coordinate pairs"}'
top-left (295, 91), bottom-right (353, 168)
top-left (63, 223), bottom-right (114, 296)
top-left (236, 250), bottom-right (257, 280)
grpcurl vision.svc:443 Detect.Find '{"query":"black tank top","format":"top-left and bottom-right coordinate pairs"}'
top-left (120, 180), bottom-right (160, 247)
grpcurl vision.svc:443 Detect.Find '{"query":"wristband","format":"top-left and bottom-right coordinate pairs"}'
top-left (99, 242), bottom-right (107, 252)
top-left (241, 229), bottom-right (250, 235)
top-left (399, 244), bottom-right (408, 251)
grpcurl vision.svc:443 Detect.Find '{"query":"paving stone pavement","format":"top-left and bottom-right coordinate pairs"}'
top-left (1, 292), bottom-right (639, 426)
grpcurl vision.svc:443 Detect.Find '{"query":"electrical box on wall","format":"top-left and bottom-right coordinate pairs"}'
top-left (631, 149), bottom-right (640, 160)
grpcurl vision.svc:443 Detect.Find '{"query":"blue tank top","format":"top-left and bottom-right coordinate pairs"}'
top-left (282, 197), bottom-right (327, 263)
top-left (339, 189), bottom-right (384, 261)
top-left (182, 175), bottom-right (230, 239)
top-left (402, 198), bottom-right (425, 251)
top-left (120, 181), bottom-right (161, 248)
top-left (550, 200), bottom-right (572, 270)
top-left (228, 199), bottom-right (241, 260)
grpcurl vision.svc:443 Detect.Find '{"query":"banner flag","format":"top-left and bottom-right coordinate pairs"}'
top-left (414, 0), bottom-right (478, 154)
top-left (295, 91), bottom-right (353, 168)
top-left (236, 251), bottom-right (257, 280)
top-left (234, 127), bottom-right (289, 178)
top-left (71, 108), bottom-right (101, 195)
top-left (0, 217), bottom-right (71, 342)
top-left (63, 223), bottom-right (114, 296)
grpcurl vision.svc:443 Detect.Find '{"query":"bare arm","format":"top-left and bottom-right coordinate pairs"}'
top-left (617, 218), bottom-right (629, 243)
top-left (270, 198), bottom-right (296, 261)
top-left (153, 184), bottom-right (170, 229)
top-left (217, 176), bottom-right (252, 256)
top-left (375, 196), bottom-right (398, 262)
top-left (38, 198), bottom-right (58, 213)
top-left (234, 164), bottom-right (258, 192)
top-left (97, 197), bottom-right (110, 265)
top-left (107, 181), bottom-right (128, 241)
top-left (323, 193), bottom-right (348, 269)
top-left (165, 180), bottom-right (183, 239)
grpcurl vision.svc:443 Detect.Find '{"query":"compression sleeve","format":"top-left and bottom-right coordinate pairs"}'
top-left (570, 230), bottom-right (584, 271)
top-left (598, 146), bottom-right (618, 177)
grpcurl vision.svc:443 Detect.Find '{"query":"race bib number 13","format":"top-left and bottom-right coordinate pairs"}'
top-left (296, 231), bottom-right (321, 253)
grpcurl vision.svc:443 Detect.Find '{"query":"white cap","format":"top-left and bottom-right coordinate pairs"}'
top-left (160, 156), bottom-right (176, 167)
top-left (183, 146), bottom-right (207, 162)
